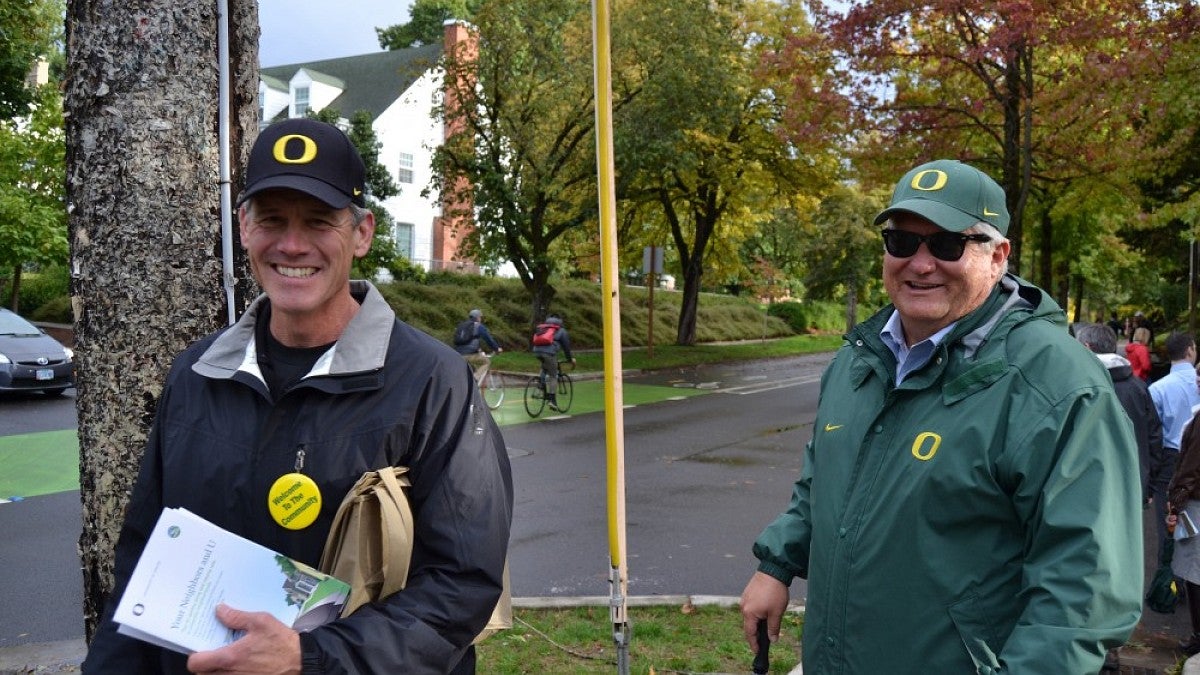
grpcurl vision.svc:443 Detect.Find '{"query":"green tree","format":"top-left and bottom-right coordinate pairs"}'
top-left (429, 0), bottom-right (635, 321)
top-left (618, 0), bottom-right (838, 344)
top-left (0, 83), bottom-right (66, 311)
top-left (308, 107), bottom-right (402, 279)
top-left (1126, 9), bottom-right (1200, 327)
top-left (802, 185), bottom-right (887, 331)
top-left (0, 0), bottom-right (61, 119)
top-left (0, 0), bottom-right (65, 311)
top-left (376, 0), bottom-right (484, 49)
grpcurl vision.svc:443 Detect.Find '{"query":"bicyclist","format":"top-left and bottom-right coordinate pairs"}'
top-left (531, 314), bottom-right (575, 411)
top-left (455, 309), bottom-right (502, 387)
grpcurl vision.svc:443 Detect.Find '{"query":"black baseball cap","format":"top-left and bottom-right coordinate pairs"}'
top-left (237, 118), bottom-right (367, 209)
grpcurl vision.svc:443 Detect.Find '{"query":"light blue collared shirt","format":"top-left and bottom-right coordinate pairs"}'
top-left (1150, 361), bottom-right (1200, 450)
top-left (880, 311), bottom-right (957, 385)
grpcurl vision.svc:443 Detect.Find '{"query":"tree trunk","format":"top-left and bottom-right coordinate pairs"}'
top-left (1074, 274), bottom-right (1087, 323)
top-left (667, 190), bottom-right (717, 347)
top-left (7, 265), bottom-right (20, 311)
top-left (676, 266), bottom-right (700, 346)
top-left (528, 272), bottom-right (556, 328)
top-left (1038, 210), bottom-right (1053, 292)
top-left (1054, 260), bottom-right (1071, 315)
top-left (844, 270), bottom-right (858, 333)
top-left (65, 0), bottom-right (260, 640)
top-left (674, 216), bottom-right (711, 347)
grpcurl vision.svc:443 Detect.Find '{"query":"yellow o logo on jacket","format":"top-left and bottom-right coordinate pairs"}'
top-left (911, 432), bottom-right (941, 461)
top-left (272, 134), bottom-right (318, 165)
top-left (909, 169), bottom-right (948, 192)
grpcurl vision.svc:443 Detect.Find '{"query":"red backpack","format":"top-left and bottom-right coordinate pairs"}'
top-left (532, 322), bottom-right (559, 346)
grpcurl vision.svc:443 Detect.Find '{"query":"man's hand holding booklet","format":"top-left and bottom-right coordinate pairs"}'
top-left (113, 507), bottom-right (349, 654)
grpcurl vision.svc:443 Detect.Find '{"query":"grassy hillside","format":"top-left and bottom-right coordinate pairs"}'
top-left (377, 275), bottom-right (805, 351)
top-left (12, 269), bottom-right (865, 355)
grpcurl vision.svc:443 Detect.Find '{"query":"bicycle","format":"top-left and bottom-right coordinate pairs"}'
top-left (523, 361), bottom-right (574, 417)
top-left (472, 352), bottom-right (504, 410)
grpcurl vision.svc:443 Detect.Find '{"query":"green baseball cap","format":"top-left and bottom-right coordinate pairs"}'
top-left (873, 159), bottom-right (1009, 235)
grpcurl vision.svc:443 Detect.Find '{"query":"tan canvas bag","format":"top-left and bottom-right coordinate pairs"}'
top-left (319, 467), bottom-right (512, 644)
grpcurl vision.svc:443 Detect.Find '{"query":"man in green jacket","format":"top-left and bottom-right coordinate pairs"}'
top-left (740, 159), bottom-right (1142, 674)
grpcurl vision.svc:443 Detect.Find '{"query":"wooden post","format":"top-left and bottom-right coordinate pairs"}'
top-left (647, 245), bottom-right (655, 359)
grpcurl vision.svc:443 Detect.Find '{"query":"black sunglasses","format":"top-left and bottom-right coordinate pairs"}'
top-left (881, 229), bottom-right (992, 262)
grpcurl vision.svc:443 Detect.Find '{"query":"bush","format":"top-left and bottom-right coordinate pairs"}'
top-left (803, 300), bottom-right (853, 333)
top-left (768, 301), bottom-right (808, 333)
top-left (8, 265), bottom-right (70, 318)
top-left (29, 295), bottom-right (73, 323)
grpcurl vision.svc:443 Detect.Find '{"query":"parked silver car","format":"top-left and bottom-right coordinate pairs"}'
top-left (0, 308), bottom-right (74, 395)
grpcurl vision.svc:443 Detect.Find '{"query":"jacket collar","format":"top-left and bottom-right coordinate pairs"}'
top-left (193, 280), bottom-right (395, 381)
top-left (1096, 352), bottom-right (1134, 380)
top-left (848, 274), bottom-right (1047, 391)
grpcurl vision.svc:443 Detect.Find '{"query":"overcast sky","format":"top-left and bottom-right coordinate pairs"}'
top-left (258, 0), bottom-right (412, 67)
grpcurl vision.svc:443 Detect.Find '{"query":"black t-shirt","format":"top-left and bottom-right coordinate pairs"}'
top-left (254, 304), bottom-right (335, 397)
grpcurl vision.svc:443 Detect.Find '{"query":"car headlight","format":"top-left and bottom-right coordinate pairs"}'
top-left (0, 353), bottom-right (9, 364)
top-left (64, 347), bottom-right (74, 361)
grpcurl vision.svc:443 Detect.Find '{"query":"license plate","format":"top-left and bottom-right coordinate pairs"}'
top-left (35, 369), bottom-right (53, 381)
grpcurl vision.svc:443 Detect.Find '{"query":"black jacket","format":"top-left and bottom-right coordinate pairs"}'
top-left (83, 282), bottom-right (512, 674)
top-left (1099, 352), bottom-right (1163, 500)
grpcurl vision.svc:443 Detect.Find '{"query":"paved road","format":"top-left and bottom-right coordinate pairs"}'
top-left (0, 389), bottom-right (85, 648)
top-left (504, 355), bottom-right (826, 599)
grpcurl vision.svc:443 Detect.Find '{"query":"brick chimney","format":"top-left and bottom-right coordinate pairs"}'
top-left (431, 20), bottom-right (478, 272)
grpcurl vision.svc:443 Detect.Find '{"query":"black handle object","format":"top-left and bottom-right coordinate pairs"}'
top-left (753, 618), bottom-right (770, 674)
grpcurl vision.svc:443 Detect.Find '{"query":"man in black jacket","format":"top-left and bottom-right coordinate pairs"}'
top-left (1076, 322), bottom-right (1163, 670)
top-left (1076, 323), bottom-right (1164, 506)
top-left (83, 118), bottom-right (512, 674)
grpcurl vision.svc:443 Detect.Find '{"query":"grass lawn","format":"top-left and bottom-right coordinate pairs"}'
top-left (477, 603), bottom-right (804, 674)
top-left (0, 429), bottom-right (78, 498)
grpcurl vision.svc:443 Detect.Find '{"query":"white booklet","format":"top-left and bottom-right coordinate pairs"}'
top-left (114, 507), bottom-right (350, 654)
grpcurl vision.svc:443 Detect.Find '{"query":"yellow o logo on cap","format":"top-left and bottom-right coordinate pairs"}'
top-left (909, 169), bottom-right (948, 192)
top-left (272, 134), bottom-right (318, 165)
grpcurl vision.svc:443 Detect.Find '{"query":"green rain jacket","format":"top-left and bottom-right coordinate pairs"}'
top-left (754, 275), bottom-right (1142, 675)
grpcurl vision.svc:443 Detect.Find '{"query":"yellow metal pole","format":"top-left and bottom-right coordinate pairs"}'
top-left (591, 0), bottom-right (630, 671)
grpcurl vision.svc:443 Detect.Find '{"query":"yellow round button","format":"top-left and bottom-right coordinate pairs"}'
top-left (267, 472), bottom-right (322, 530)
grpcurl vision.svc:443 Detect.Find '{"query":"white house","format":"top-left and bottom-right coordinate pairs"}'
top-left (258, 23), bottom-right (478, 272)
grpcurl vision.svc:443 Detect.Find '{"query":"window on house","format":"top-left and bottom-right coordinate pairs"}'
top-left (394, 222), bottom-right (415, 260)
top-left (294, 86), bottom-right (309, 117)
top-left (398, 152), bottom-right (414, 184)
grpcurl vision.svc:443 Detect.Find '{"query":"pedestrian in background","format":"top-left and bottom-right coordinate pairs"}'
top-left (1076, 322), bottom-right (1162, 508)
top-left (740, 159), bottom-right (1142, 674)
top-left (1127, 326), bottom-right (1153, 382)
top-left (1076, 322), bottom-right (1164, 670)
top-left (1149, 332), bottom-right (1200, 563)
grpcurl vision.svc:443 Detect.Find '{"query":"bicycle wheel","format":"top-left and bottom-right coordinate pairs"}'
top-left (554, 373), bottom-right (574, 413)
top-left (482, 371), bottom-right (504, 410)
top-left (523, 376), bottom-right (546, 417)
